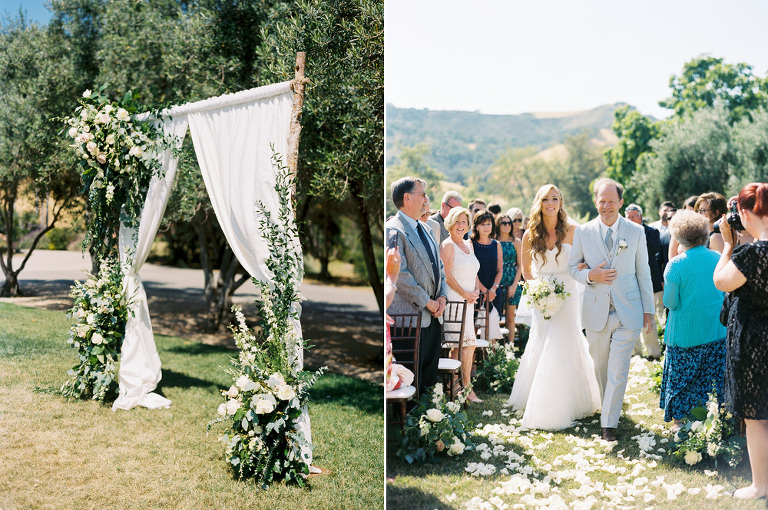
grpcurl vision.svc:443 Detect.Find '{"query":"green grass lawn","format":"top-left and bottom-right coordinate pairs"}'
top-left (386, 356), bottom-right (762, 509)
top-left (0, 302), bottom-right (383, 509)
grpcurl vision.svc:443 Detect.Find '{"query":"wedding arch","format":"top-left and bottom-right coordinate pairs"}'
top-left (106, 55), bottom-right (308, 412)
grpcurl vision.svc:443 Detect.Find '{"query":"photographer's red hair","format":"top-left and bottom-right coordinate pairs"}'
top-left (738, 182), bottom-right (768, 217)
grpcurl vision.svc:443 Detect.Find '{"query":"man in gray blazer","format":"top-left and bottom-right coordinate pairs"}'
top-left (386, 177), bottom-right (448, 394)
top-left (568, 178), bottom-right (655, 442)
top-left (429, 191), bottom-right (463, 245)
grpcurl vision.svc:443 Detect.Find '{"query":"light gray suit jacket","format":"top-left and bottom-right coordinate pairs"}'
top-left (386, 210), bottom-right (448, 325)
top-left (568, 216), bottom-right (655, 332)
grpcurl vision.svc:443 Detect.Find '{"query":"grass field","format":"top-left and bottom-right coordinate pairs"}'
top-left (0, 302), bottom-right (383, 510)
top-left (386, 356), bottom-right (763, 509)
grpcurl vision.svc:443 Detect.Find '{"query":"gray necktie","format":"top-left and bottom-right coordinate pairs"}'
top-left (605, 228), bottom-right (613, 251)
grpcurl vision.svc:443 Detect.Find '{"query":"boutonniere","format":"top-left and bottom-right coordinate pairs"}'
top-left (616, 239), bottom-right (628, 254)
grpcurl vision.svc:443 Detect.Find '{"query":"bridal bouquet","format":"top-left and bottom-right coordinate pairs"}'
top-left (670, 391), bottom-right (745, 468)
top-left (523, 276), bottom-right (570, 320)
top-left (396, 383), bottom-right (475, 464)
top-left (60, 258), bottom-right (129, 402)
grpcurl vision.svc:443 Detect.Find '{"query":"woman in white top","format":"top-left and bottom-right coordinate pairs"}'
top-left (440, 207), bottom-right (482, 403)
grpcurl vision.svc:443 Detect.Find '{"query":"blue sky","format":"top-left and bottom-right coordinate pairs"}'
top-left (0, 0), bottom-right (51, 24)
top-left (386, 0), bottom-right (768, 119)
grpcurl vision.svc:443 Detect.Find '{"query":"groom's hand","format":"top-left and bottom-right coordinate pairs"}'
top-left (588, 261), bottom-right (617, 284)
top-left (643, 313), bottom-right (654, 334)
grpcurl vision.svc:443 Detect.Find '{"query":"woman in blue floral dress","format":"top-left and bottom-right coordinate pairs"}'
top-left (496, 213), bottom-right (523, 333)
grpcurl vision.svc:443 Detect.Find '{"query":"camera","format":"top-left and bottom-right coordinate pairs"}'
top-left (714, 201), bottom-right (745, 233)
top-left (727, 201), bottom-right (745, 232)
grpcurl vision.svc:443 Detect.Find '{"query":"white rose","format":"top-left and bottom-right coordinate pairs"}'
top-left (217, 403), bottom-right (227, 416)
top-left (267, 372), bottom-right (286, 390)
top-left (104, 104), bottom-right (114, 113)
top-left (446, 401), bottom-right (459, 414)
top-left (80, 109), bottom-right (88, 120)
top-left (68, 127), bottom-right (78, 138)
top-left (226, 399), bottom-right (241, 415)
top-left (86, 313), bottom-right (95, 325)
top-left (129, 145), bottom-right (143, 158)
top-left (116, 108), bottom-right (130, 121)
top-left (82, 89), bottom-right (92, 98)
top-left (426, 408), bottom-right (444, 422)
top-left (106, 133), bottom-right (115, 145)
top-left (690, 420), bottom-right (703, 432)
top-left (97, 153), bottom-right (107, 164)
top-left (86, 142), bottom-right (97, 155)
top-left (684, 450), bottom-right (702, 465)
top-left (91, 332), bottom-right (104, 345)
top-left (235, 375), bottom-right (256, 392)
top-left (96, 112), bottom-right (110, 124)
top-left (254, 393), bottom-right (277, 414)
top-left (225, 385), bottom-right (239, 398)
top-left (448, 439), bottom-right (465, 456)
top-left (277, 385), bottom-right (296, 401)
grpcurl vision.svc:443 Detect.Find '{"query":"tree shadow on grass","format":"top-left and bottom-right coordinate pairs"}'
top-left (308, 373), bottom-right (382, 416)
top-left (163, 342), bottom-right (234, 357)
top-left (156, 367), bottom-right (220, 391)
top-left (386, 484), bottom-right (453, 510)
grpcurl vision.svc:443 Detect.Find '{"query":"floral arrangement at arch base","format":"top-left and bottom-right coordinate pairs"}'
top-left (208, 153), bottom-right (325, 488)
top-left (60, 258), bottom-right (129, 402)
top-left (669, 390), bottom-right (745, 469)
top-left (396, 383), bottom-right (476, 464)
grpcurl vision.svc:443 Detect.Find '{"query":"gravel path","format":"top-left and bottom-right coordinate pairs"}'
top-left (1, 250), bottom-right (382, 384)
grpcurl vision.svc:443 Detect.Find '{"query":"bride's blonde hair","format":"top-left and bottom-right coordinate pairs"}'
top-left (527, 184), bottom-right (569, 265)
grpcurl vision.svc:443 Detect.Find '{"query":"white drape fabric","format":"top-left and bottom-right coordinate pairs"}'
top-left (185, 85), bottom-right (312, 462)
top-left (113, 117), bottom-right (189, 411)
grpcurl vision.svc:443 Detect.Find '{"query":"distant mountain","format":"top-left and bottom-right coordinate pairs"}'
top-left (386, 103), bottom-right (622, 182)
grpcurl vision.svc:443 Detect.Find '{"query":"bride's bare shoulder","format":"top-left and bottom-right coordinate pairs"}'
top-left (564, 224), bottom-right (577, 244)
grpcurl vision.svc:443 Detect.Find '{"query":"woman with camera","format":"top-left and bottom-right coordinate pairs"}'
top-left (713, 182), bottom-right (768, 500)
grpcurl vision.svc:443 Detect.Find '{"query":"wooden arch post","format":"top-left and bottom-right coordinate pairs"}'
top-left (287, 52), bottom-right (308, 208)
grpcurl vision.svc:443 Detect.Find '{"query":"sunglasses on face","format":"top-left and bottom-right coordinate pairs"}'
top-left (500, 221), bottom-right (512, 226)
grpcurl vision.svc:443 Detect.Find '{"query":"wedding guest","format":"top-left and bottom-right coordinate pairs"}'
top-left (495, 213), bottom-right (523, 333)
top-left (468, 198), bottom-right (487, 218)
top-left (648, 201), bottom-right (675, 235)
top-left (420, 209), bottom-right (441, 244)
top-left (625, 204), bottom-right (663, 360)
top-left (487, 201), bottom-right (502, 216)
top-left (439, 207), bottom-right (482, 403)
top-left (506, 207), bottom-right (525, 241)
top-left (472, 210), bottom-right (503, 341)
top-left (429, 191), bottom-right (463, 245)
top-left (683, 195), bottom-right (699, 211)
top-left (385, 246), bottom-right (400, 390)
top-left (386, 177), bottom-right (448, 395)
top-left (713, 182), bottom-right (768, 501)
top-left (659, 211), bottom-right (726, 430)
top-left (695, 192), bottom-right (728, 253)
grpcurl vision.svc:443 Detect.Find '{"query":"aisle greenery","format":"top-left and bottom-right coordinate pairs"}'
top-left (0, 302), bottom-right (383, 510)
top-left (386, 357), bottom-right (759, 510)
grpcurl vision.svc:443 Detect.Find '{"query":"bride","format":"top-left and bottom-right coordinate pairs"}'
top-left (507, 184), bottom-right (601, 430)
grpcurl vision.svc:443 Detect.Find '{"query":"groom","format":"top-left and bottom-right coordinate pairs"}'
top-left (568, 178), bottom-right (655, 442)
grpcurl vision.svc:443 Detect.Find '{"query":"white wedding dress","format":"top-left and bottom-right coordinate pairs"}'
top-left (507, 244), bottom-right (601, 430)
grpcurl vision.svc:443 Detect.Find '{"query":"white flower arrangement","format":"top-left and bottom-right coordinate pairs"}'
top-left (616, 238), bottom-right (628, 254)
top-left (396, 383), bottom-right (475, 464)
top-left (60, 258), bottom-right (129, 402)
top-left (523, 276), bottom-right (570, 320)
top-left (208, 154), bottom-right (325, 488)
top-left (670, 391), bottom-right (745, 468)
